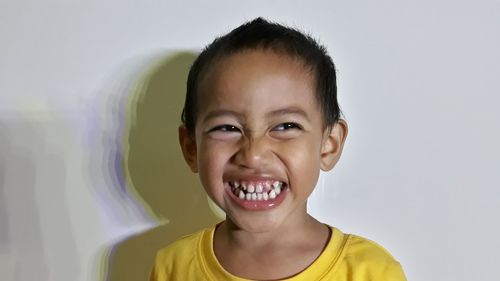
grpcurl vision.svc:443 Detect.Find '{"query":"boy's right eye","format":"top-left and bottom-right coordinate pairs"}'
top-left (207, 125), bottom-right (242, 140)
top-left (209, 125), bottom-right (241, 133)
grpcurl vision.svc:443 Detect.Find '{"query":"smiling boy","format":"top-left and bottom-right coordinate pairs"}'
top-left (150, 18), bottom-right (406, 280)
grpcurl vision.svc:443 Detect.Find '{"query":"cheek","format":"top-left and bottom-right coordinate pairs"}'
top-left (278, 137), bottom-right (322, 188)
top-left (278, 137), bottom-right (322, 164)
top-left (198, 141), bottom-right (234, 181)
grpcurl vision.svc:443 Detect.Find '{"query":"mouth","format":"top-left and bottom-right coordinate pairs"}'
top-left (225, 179), bottom-right (287, 210)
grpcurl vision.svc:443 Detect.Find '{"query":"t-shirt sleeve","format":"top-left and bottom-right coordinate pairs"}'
top-left (343, 235), bottom-right (407, 281)
top-left (385, 261), bottom-right (407, 281)
top-left (148, 264), bottom-right (158, 281)
top-left (371, 258), bottom-right (406, 281)
top-left (149, 253), bottom-right (168, 281)
top-left (147, 232), bottom-right (201, 281)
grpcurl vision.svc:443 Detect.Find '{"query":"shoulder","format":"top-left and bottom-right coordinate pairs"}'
top-left (154, 227), bottom-right (208, 267)
top-left (344, 234), bottom-right (398, 263)
top-left (150, 227), bottom-right (211, 281)
top-left (337, 230), bottom-right (407, 281)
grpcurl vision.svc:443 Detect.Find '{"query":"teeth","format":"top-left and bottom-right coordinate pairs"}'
top-left (263, 192), bottom-right (269, 201)
top-left (274, 187), bottom-right (281, 195)
top-left (232, 180), bottom-right (284, 201)
top-left (269, 189), bottom-right (276, 199)
top-left (264, 181), bottom-right (271, 191)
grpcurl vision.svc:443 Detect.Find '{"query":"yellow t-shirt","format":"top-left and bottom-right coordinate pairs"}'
top-left (150, 225), bottom-right (406, 281)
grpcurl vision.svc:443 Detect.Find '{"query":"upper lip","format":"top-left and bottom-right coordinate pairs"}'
top-left (224, 174), bottom-right (288, 185)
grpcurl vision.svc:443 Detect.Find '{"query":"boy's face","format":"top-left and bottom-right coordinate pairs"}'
top-left (180, 49), bottom-right (346, 232)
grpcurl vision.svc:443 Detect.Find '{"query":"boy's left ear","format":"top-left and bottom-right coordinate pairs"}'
top-left (320, 120), bottom-right (348, 171)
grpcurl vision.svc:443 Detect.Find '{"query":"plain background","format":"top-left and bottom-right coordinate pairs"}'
top-left (1, 1), bottom-right (499, 280)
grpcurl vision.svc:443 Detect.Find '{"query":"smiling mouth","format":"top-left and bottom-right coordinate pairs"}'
top-left (228, 180), bottom-right (286, 202)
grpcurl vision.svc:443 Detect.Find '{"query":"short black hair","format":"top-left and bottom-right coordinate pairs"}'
top-left (181, 17), bottom-right (341, 133)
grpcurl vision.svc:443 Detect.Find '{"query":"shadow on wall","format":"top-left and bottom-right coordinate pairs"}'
top-left (102, 52), bottom-right (222, 281)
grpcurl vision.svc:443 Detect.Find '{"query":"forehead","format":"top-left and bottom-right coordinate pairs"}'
top-left (197, 50), bottom-right (320, 117)
top-left (201, 49), bottom-right (312, 87)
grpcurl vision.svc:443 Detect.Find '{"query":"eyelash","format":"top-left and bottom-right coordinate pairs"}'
top-left (209, 124), bottom-right (241, 133)
top-left (273, 122), bottom-right (302, 131)
top-left (208, 122), bottom-right (302, 134)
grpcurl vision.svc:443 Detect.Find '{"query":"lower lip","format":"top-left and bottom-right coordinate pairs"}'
top-left (225, 184), bottom-right (287, 211)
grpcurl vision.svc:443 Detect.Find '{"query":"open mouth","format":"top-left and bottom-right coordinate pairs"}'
top-left (228, 180), bottom-right (286, 202)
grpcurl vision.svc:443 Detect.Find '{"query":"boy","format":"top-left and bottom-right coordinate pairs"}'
top-left (150, 18), bottom-right (406, 280)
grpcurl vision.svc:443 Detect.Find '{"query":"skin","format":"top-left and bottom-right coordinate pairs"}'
top-left (179, 49), bottom-right (348, 280)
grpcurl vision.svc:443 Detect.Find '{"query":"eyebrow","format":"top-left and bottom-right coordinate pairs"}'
top-left (202, 107), bottom-right (311, 122)
top-left (202, 109), bottom-right (244, 122)
top-left (266, 107), bottom-right (311, 121)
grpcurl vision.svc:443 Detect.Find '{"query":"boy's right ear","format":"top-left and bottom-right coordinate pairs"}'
top-left (178, 126), bottom-right (198, 173)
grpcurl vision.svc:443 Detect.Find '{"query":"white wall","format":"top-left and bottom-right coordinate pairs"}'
top-left (1, 1), bottom-right (499, 280)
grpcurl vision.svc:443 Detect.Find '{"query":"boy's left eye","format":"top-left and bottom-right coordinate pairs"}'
top-left (273, 122), bottom-right (302, 131)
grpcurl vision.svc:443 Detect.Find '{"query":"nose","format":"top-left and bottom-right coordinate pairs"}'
top-left (233, 136), bottom-right (271, 169)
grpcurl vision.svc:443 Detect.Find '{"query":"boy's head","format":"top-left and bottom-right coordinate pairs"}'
top-left (182, 17), bottom-right (341, 134)
top-left (179, 18), bottom-right (347, 232)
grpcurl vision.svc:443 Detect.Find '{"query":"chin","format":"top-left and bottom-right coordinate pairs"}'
top-left (227, 212), bottom-right (284, 233)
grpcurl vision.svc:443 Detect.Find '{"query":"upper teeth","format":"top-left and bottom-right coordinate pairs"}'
top-left (230, 180), bottom-right (284, 201)
top-left (256, 183), bottom-right (263, 193)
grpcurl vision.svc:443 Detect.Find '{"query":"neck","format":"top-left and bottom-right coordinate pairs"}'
top-left (218, 212), bottom-right (326, 251)
top-left (212, 211), bottom-right (331, 280)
